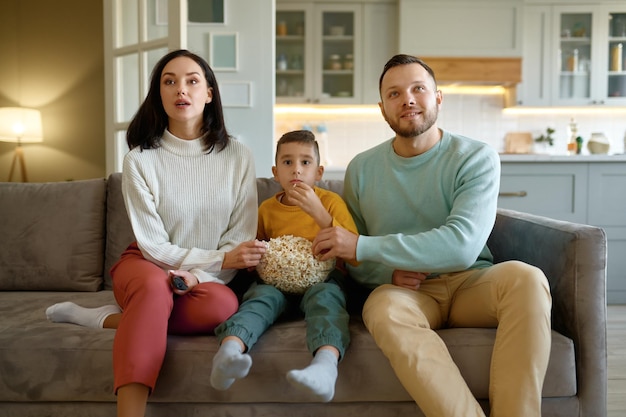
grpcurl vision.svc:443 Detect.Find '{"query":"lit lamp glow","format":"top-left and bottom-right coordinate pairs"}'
top-left (0, 107), bottom-right (43, 182)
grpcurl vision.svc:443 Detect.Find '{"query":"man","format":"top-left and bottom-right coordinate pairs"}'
top-left (312, 54), bottom-right (552, 417)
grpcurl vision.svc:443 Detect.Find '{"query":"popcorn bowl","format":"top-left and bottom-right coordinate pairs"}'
top-left (257, 235), bottom-right (336, 294)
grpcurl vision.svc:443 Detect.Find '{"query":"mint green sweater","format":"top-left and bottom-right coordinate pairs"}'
top-left (344, 130), bottom-right (500, 288)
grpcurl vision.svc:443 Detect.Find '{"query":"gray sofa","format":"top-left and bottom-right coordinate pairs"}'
top-left (0, 172), bottom-right (607, 417)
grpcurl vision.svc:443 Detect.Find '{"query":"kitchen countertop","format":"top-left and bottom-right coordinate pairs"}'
top-left (498, 153), bottom-right (626, 162)
top-left (322, 154), bottom-right (626, 180)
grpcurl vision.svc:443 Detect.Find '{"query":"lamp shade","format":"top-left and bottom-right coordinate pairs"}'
top-left (0, 107), bottom-right (43, 143)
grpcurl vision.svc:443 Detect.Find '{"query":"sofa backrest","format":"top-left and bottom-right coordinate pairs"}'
top-left (0, 179), bottom-right (107, 291)
top-left (103, 173), bottom-right (346, 290)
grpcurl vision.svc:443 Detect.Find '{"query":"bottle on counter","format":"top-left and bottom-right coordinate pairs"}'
top-left (567, 118), bottom-right (578, 155)
top-left (576, 136), bottom-right (583, 154)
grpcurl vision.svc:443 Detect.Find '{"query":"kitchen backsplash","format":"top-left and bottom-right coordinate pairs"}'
top-left (274, 93), bottom-right (626, 170)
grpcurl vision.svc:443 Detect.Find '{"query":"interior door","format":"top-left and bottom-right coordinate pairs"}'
top-left (104, 0), bottom-right (185, 174)
top-left (104, 0), bottom-right (274, 177)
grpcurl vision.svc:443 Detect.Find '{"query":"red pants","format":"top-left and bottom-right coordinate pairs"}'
top-left (109, 242), bottom-right (238, 393)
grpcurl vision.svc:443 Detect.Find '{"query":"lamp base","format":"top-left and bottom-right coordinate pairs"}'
top-left (8, 145), bottom-right (28, 182)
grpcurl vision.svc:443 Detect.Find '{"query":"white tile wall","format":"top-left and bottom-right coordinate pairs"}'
top-left (275, 94), bottom-right (626, 169)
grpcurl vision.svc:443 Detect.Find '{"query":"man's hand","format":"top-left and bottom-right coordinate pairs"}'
top-left (222, 240), bottom-right (267, 270)
top-left (312, 226), bottom-right (358, 262)
top-left (392, 270), bottom-right (428, 291)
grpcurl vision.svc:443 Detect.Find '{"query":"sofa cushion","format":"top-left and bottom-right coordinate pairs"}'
top-left (0, 179), bottom-right (106, 291)
top-left (0, 291), bottom-right (576, 404)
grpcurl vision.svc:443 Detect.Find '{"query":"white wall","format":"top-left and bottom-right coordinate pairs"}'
top-left (275, 94), bottom-right (626, 174)
top-left (187, 0), bottom-right (275, 177)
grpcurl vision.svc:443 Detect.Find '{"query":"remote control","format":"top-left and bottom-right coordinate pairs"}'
top-left (172, 275), bottom-right (188, 291)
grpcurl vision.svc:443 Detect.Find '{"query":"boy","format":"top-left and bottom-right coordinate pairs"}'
top-left (210, 130), bottom-right (358, 402)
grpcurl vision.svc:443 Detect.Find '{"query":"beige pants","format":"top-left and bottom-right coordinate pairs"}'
top-left (362, 260), bottom-right (552, 417)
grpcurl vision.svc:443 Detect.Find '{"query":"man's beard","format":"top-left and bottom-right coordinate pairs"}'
top-left (386, 107), bottom-right (438, 138)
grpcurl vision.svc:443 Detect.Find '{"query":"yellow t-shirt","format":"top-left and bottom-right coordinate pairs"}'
top-left (257, 186), bottom-right (358, 242)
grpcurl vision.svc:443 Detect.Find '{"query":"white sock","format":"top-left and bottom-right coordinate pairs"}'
top-left (210, 339), bottom-right (253, 390)
top-left (45, 302), bottom-right (121, 328)
top-left (286, 349), bottom-right (338, 402)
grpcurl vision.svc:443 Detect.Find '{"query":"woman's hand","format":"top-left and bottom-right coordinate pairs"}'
top-left (168, 269), bottom-right (198, 295)
top-left (222, 240), bottom-right (267, 270)
top-left (392, 270), bottom-right (428, 291)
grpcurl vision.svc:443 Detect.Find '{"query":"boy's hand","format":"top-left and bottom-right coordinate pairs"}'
top-left (287, 182), bottom-right (332, 228)
top-left (223, 240), bottom-right (267, 270)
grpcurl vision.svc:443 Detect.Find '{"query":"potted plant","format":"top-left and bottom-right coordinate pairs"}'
top-left (534, 127), bottom-right (555, 154)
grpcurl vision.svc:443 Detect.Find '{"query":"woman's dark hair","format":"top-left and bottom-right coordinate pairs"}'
top-left (126, 49), bottom-right (230, 153)
top-left (276, 129), bottom-right (320, 165)
top-left (378, 54), bottom-right (437, 93)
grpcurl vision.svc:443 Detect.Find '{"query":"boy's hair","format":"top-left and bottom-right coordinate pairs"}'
top-left (275, 130), bottom-right (321, 165)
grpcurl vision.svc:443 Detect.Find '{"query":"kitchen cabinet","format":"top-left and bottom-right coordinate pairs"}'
top-left (499, 157), bottom-right (626, 303)
top-left (518, 5), bottom-right (553, 106)
top-left (498, 162), bottom-right (588, 223)
top-left (276, 2), bottom-right (363, 104)
top-left (276, 0), bottom-right (396, 105)
top-left (517, 4), bottom-right (626, 106)
top-left (398, 0), bottom-right (523, 58)
top-left (588, 163), bottom-right (626, 304)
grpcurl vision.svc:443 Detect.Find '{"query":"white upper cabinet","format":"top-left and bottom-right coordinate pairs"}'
top-left (398, 0), bottom-right (523, 58)
top-left (276, 0), bottom-right (397, 105)
top-left (276, 2), bottom-right (363, 104)
top-left (517, 6), bottom-right (553, 106)
top-left (518, 3), bottom-right (626, 106)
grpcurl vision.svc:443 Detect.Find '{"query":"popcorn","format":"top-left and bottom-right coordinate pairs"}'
top-left (257, 235), bottom-right (336, 294)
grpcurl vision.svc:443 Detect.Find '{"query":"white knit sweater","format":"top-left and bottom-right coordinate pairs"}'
top-left (121, 129), bottom-right (258, 284)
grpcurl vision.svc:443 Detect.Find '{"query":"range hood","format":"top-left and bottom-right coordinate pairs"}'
top-left (420, 57), bottom-right (522, 87)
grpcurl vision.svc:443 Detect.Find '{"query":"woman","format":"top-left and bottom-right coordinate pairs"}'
top-left (47, 49), bottom-right (266, 417)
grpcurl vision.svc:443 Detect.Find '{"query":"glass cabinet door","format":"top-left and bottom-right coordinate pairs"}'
top-left (276, 7), bottom-right (311, 102)
top-left (608, 11), bottom-right (626, 99)
top-left (319, 10), bottom-right (356, 101)
top-left (557, 12), bottom-right (593, 103)
top-left (276, 3), bottom-right (361, 104)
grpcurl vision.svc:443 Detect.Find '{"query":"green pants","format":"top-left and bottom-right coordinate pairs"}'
top-left (215, 269), bottom-right (350, 359)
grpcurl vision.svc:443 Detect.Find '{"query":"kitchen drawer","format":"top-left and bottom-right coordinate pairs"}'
top-left (498, 163), bottom-right (588, 223)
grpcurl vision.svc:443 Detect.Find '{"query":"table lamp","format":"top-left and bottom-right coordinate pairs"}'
top-left (0, 107), bottom-right (43, 182)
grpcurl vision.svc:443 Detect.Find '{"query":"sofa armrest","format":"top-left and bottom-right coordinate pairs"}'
top-left (487, 208), bottom-right (607, 416)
